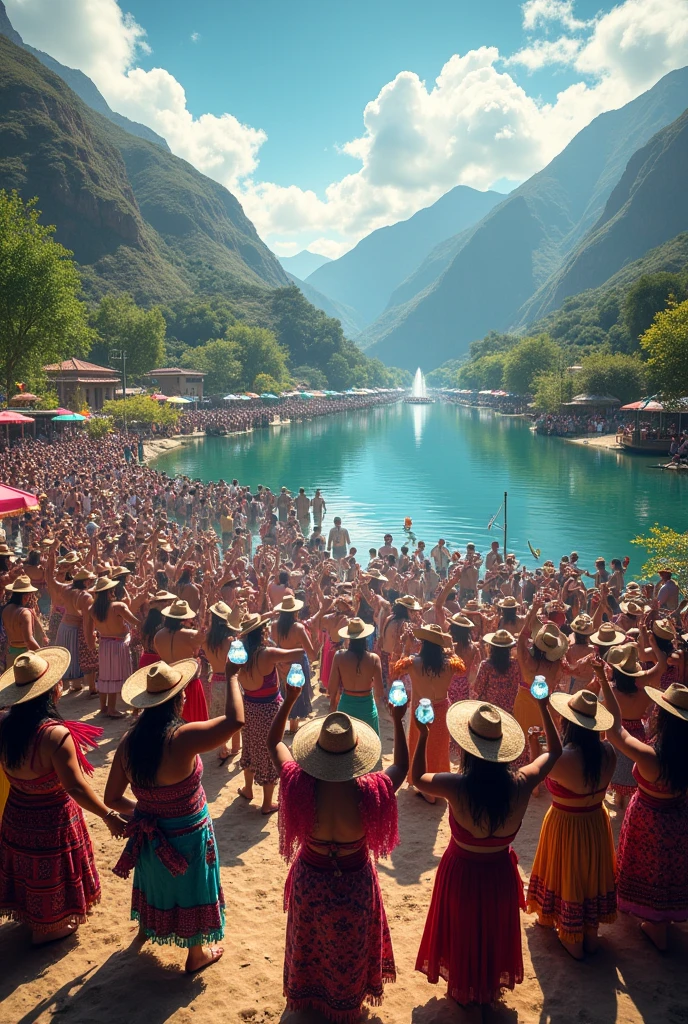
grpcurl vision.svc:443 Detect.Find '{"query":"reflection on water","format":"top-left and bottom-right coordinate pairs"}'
top-left (153, 403), bottom-right (685, 570)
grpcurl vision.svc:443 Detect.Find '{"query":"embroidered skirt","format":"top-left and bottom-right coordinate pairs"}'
top-left (616, 791), bottom-right (688, 923)
top-left (56, 622), bottom-right (81, 680)
top-left (240, 693), bottom-right (283, 787)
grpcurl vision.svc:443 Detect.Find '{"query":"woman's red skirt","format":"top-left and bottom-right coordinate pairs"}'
top-left (416, 840), bottom-right (525, 1006)
top-left (182, 676), bottom-right (209, 723)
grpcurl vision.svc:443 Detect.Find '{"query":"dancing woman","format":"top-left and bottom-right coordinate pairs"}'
top-left (329, 617), bottom-right (384, 736)
top-left (268, 683), bottom-right (408, 1023)
top-left (272, 594), bottom-right (315, 734)
top-left (105, 658), bottom-right (244, 972)
top-left (413, 695), bottom-right (561, 1007)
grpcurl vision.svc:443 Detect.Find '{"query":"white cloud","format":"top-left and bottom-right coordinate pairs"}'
top-left (6, 0), bottom-right (688, 257)
top-left (190, 32), bottom-right (200, 44)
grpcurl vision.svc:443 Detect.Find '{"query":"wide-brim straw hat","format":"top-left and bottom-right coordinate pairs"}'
top-left (93, 575), bottom-right (118, 593)
top-left (5, 575), bottom-right (38, 594)
top-left (607, 643), bottom-right (644, 676)
top-left (148, 589), bottom-right (177, 604)
top-left (396, 595), bottom-right (422, 611)
top-left (590, 623), bottom-right (626, 646)
top-left (338, 616), bottom-right (375, 640)
top-left (57, 551), bottom-right (80, 566)
top-left (644, 682), bottom-right (688, 722)
top-left (72, 568), bottom-right (96, 582)
top-left (122, 659), bottom-right (198, 709)
top-left (550, 689), bottom-right (613, 731)
top-left (274, 594), bottom-right (304, 613)
top-left (110, 566), bottom-right (130, 578)
top-left (483, 628), bottom-right (517, 648)
top-left (447, 700), bottom-right (525, 763)
top-left (462, 600), bottom-right (483, 612)
top-left (0, 544), bottom-right (17, 561)
top-left (363, 568), bottom-right (388, 582)
top-left (497, 596), bottom-right (519, 609)
top-left (619, 599), bottom-right (648, 616)
top-left (209, 600), bottom-right (232, 621)
top-left (652, 619), bottom-right (674, 640)
top-left (570, 614), bottom-right (595, 636)
top-left (532, 623), bottom-right (567, 662)
top-left (239, 612), bottom-right (273, 635)
top-left (162, 599), bottom-right (196, 620)
top-left (450, 613), bottom-right (475, 629)
top-left (413, 624), bottom-right (452, 647)
top-left (291, 711), bottom-right (381, 781)
top-left (0, 647), bottom-right (71, 706)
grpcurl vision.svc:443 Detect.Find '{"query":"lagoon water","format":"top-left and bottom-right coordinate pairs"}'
top-left (153, 402), bottom-right (685, 573)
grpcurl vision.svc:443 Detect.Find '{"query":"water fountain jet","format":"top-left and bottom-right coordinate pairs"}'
top-left (404, 368), bottom-right (434, 404)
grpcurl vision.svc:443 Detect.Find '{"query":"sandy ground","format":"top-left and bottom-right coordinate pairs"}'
top-left (141, 432), bottom-right (207, 462)
top-left (567, 434), bottom-right (623, 451)
top-left (2, 684), bottom-right (686, 1024)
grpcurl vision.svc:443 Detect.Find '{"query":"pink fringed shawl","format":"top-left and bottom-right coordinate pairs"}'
top-left (278, 759), bottom-right (399, 864)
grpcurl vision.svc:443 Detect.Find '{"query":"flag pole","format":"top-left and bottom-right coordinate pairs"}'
top-left (503, 491), bottom-right (508, 562)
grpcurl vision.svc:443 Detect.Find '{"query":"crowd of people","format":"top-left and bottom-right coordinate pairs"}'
top-left (0, 427), bottom-right (687, 1021)
top-left (533, 411), bottom-right (621, 436)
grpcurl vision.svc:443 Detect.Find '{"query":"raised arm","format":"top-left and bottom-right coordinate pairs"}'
top-left (267, 684), bottom-right (300, 772)
top-left (328, 653), bottom-right (342, 712)
top-left (384, 701), bottom-right (409, 792)
top-left (593, 660), bottom-right (659, 778)
top-left (518, 697), bottom-right (562, 790)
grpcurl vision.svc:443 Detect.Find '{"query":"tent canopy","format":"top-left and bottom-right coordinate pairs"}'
top-left (52, 412), bottom-right (86, 421)
top-left (0, 483), bottom-right (40, 518)
top-left (564, 393), bottom-right (621, 407)
top-left (0, 410), bottom-right (34, 424)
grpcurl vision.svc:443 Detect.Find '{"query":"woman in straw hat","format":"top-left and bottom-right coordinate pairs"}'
top-left (395, 624), bottom-right (464, 798)
top-left (204, 600), bottom-right (243, 763)
top-left (412, 693), bottom-right (561, 1006)
top-left (513, 601), bottom-right (569, 747)
top-left (237, 612), bottom-right (305, 814)
top-left (526, 689), bottom-right (617, 959)
top-left (329, 617), bottom-right (384, 737)
top-left (473, 629), bottom-right (521, 711)
top-left (1, 575), bottom-right (41, 667)
top-left (51, 564), bottom-right (98, 694)
top-left (267, 681), bottom-right (409, 1022)
top-left (105, 659), bottom-right (244, 972)
top-left (319, 592), bottom-right (354, 690)
top-left (0, 649), bottom-right (126, 943)
top-left (593, 662), bottom-right (688, 950)
top-left (272, 593), bottom-right (314, 734)
top-left (86, 575), bottom-right (139, 718)
top-left (566, 614), bottom-right (598, 694)
top-left (379, 595), bottom-right (421, 680)
top-left (155, 599), bottom-right (209, 724)
top-left (138, 591), bottom-right (177, 671)
top-left (603, 644), bottom-right (657, 808)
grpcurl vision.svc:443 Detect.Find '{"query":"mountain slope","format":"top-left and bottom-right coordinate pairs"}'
top-left (363, 66), bottom-right (688, 370)
top-left (522, 108), bottom-right (688, 321)
top-left (278, 249), bottom-right (331, 279)
top-left (0, 35), bottom-right (287, 303)
top-left (285, 274), bottom-right (366, 339)
top-left (0, 1), bottom-right (169, 150)
top-left (306, 185), bottom-right (503, 327)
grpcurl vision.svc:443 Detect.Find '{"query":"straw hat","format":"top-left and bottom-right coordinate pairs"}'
top-left (291, 711), bottom-right (381, 781)
top-left (5, 575), bottom-right (38, 594)
top-left (413, 623), bottom-right (452, 648)
top-left (209, 600), bottom-right (232, 621)
top-left (590, 622), bottom-right (626, 647)
top-left (463, 599), bottom-right (483, 612)
top-left (41, 537), bottom-right (56, 547)
top-left (607, 644), bottom-right (644, 676)
top-left (57, 551), bottom-right (80, 566)
top-left (449, 613), bottom-right (475, 629)
top-left (363, 568), bottom-right (388, 582)
top-left (239, 612), bottom-right (273, 635)
top-left (395, 595), bottom-right (422, 611)
top-left (0, 647), bottom-right (71, 706)
top-left (148, 589), bottom-right (177, 604)
top-left (447, 700), bottom-right (525, 763)
top-left (532, 623), bottom-right (567, 662)
top-left (338, 617), bottom-right (375, 640)
top-left (619, 598), bottom-right (648, 616)
top-left (497, 596), bottom-right (519, 609)
top-left (162, 599), bottom-right (196, 621)
top-left (121, 659), bottom-right (198, 709)
top-left (623, 581), bottom-right (641, 593)
top-left (93, 575), bottom-right (118, 593)
top-left (652, 619), bottom-right (674, 641)
top-left (110, 565), bottom-right (130, 579)
top-left (0, 544), bottom-right (17, 561)
top-left (483, 629), bottom-right (517, 648)
top-left (158, 543), bottom-right (174, 553)
top-left (644, 682), bottom-right (688, 722)
top-left (72, 568), bottom-right (96, 582)
top-left (542, 565), bottom-right (556, 577)
top-left (570, 614), bottom-right (595, 636)
top-left (274, 594), bottom-right (304, 613)
top-left (550, 689), bottom-right (613, 731)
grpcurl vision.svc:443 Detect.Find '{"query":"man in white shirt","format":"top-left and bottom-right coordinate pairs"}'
top-left (430, 538), bottom-right (451, 579)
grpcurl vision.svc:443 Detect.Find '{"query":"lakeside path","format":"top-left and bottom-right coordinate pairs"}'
top-left (567, 433), bottom-right (623, 450)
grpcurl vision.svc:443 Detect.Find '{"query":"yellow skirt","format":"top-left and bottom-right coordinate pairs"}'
top-left (512, 686), bottom-right (540, 737)
top-left (526, 804), bottom-right (617, 943)
top-left (0, 766), bottom-right (9, 823)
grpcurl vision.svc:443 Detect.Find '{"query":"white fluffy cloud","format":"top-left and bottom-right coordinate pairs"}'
top-left (6, 0), bottom-right (688, 256)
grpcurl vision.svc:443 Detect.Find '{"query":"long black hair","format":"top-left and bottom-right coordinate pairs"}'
top-left (0, 689), bottom-right (63, 771)
top-left (612, 667), bottom-right (638, 695)
top-left (276, 609), bottom-right (296, 644)
top-left (561, 720), bottom-right (604, 790)
top-left (142, 607), bottom-right (164, 646)
top-left (488, 644), bottom-right (512, 673)
top-left (71, 577), bottom-right (87, 591)
top-left (162, 614), bottom-right (184, 634)
top-left (91, 588), bottom-right (113, 622)
top-left (246, 624), bottom-right (267, 669)
top-left (655, 709), bottom-right (688, 794)
top-left (348, 636), bottom-right (367, 671)
top-left (6, 591), bottom-right (26, 607)
top-left (207, 613), bottom-right (231, 654)
top-left (460, 752), bottom-right (518, 834)
top-left (419, 639), bottom-right (446, 677)
top-left (392, 603), bottom-right (409, 621)
top-left (500, 606), bottom-right (517, 626)
top-left (26, 550), bottom-right (40, 567)
top-left (124, 693), bottom-right (185, 788)
top-left (654, 635), bottom-right (674, 656)
top-left (572, 632), bottom-right (590, 646)
top-left (450, 624), bottom-right (472, 650)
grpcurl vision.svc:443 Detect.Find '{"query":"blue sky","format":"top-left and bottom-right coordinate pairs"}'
top-left (6, 0), bottom-right (688, 256)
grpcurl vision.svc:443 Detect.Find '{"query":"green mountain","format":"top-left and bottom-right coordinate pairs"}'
top-left (285, 273), bottom-right (366, 339)
top-left (305, 185), bottom-right (503, 327)
top-left (0, 1), bottom-right (169, 150)
top-left (361, 66), bottom-right (688, 371)
top-left (522, 108), bottom-right (688, 323)
top-left (0, 34), bottom-right (288, 304)
top-left (278, 249), bottom-right (331, 278)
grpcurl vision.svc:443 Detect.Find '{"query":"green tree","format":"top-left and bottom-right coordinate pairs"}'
top-left (93, 294), bottom-right (166, 377)
top-left (326, 352), bottom-right (355, 390)
top-left (271, 285), bottom-right (343, 370)
top-left (180, 339), bottom-right (242, 396)
top-left (576, 352), bottom-right (645, 404)
top-left (426, 359), bottom-right (464, 388)
top-left (36, 388), bottom-right (60, 410)
top-left (291, 365), bottom-right (329, 389)
top-left (225, 324), bottom-right (289, 390)
top-left (640, 299), bottom-right (688, 404)
top-left (623, 273), bottom-right (687, 344)
top-left (162, 297), bottom-right (236, 347)
top-left (632, 524), bottom-right (688, 595)
top-left (102, 395), bottom-right (179, 428)
top-left (502, 334), bottom-right (560, 395)
top-left (0, 191), bottom-right (92, 402)
top-left (253, 373), bottom-right (282, 393)
top-left (467, 331), bottom-right (521, 361)
top-left (531, 370), bottom-right (575, 413)
top-left (85, 416), bottom-right (113, 439)
top-left (457, 353), bottom-right (507, 390)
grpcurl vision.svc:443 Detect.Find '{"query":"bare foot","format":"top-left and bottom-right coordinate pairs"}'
top-left (70, 683), bottom-right (84, 693)
top-left (106, 710), bottom-right (126, 719)
top-left (640, 921), bottom-right (668, 951)
top-left (261, 802), bottom-right (279, 815)
top-left (558, 935), bottom-right (584, 960)
top-left (238, 787), bottom-right (253, 802)
top-left (32, 921), bottom-right (79, 945)
top-left (185, 944), bottom-right (224, 973)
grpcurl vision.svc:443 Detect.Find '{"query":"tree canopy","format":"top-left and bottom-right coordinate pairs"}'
top-left (92, 293), bottom-right (166, 377)
top-left (576, 352), bottom-right (645, 404)
top-left (226, 324), bottom-right (290, 391)
top-left (641, 299), bottom-right (688, 404)
top-left (180, 339), bottom-right (242, 395)
top-left (502, 335), bottom-right (560, 395)
top-left (623, 273), bottom-right (688, 345)
top-left (102, 395), bottom-right (179, 428)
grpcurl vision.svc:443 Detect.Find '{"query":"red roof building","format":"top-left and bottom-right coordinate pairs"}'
top-left (43, 359), bottom-right (121, 410)
top-left (143, 367), bottom-right (206, 399)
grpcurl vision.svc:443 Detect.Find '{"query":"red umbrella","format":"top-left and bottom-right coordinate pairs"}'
top-left (150, 393), bottom-right (168, 401)
top-left (54, 407), bottom-right (73, 416)
top-left (0, 483), bottom-right (40, 518)
top-left (0, 410), bottom-right (34, 424)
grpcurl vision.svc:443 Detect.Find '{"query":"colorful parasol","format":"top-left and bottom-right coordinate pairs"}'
top-left (0, 483), bottom-right (40, 519)
top-left (52, 413), bottom-right (86, 422)
top-left (0, 410), bottom-right (34, 424)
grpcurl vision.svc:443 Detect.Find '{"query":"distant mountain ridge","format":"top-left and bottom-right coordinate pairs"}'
top-left (0, 34), bottom-right (288, 303)
top-left (0, 0), bottom-right (169, 150)
top-left (306, 185), bottom-right (504, 327)
top-left (361, 66), bottom-right (688, 370)
top-left (285, 273), bottom-right (366, 339)
top-left (278, 249), bottom-right (331, 279)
